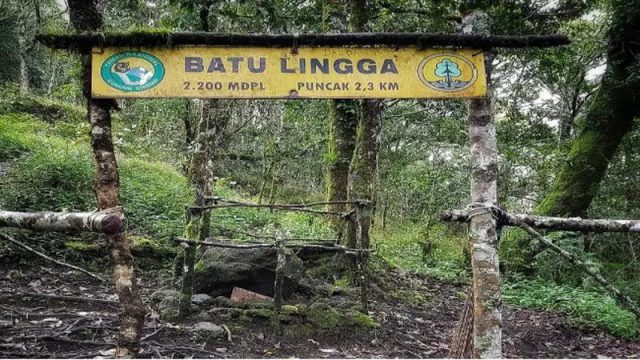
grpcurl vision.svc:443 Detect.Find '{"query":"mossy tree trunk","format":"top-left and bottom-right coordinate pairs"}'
top-left (347, 100), bottom-right (382, 249)
top-left (326, 100), bottom-right (357, 217)
top-left (68, 0), bottom-right (146, 357)
top-left (178, 2), bottom-right (232, 319)
top-left (344, 0), bottom-right (383, 250)
top-left (535, 0), bottom-right (640, 218)
top-left (326, 1), bottom-right (363, 219)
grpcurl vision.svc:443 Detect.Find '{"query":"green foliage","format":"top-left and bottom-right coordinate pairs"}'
top-left (0, 101), bottom-right (192, 248)
top-left (120, 158), bottom-right (192, 243)
top-left (374, 221), bottom-right (467, 281)
top-left (503, 278), bottom-right (638, 338)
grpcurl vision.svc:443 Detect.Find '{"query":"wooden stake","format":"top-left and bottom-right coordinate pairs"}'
top-left (273, 230), bottom-right (286, 313)
top-left (354, 203), bottom-right (369, 313)
top-left (463, 10), bottom-right (502, 359)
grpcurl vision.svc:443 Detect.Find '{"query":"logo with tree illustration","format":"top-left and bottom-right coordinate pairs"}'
top-left (101, 51), bottom-right (165, 92)
top-left (418, 53), bottom-right (478, 92)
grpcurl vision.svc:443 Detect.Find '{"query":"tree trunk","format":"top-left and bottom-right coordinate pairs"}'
top-left (463, 10), bottom-right (502, 359)
top-left (347, 99), bottom-right (382, 249)
top-left (68, 0), bottom-right (146, 357)
top-left (536, 0), bottom-right (640, 217)
top-left (326, 100), bottom-right (357, 218)
top-left (326, 0), bottom-right (368, 219)
top-left (344, 0), bottom-right (382, 250)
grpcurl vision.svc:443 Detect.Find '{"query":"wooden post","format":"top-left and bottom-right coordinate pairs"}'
top-left (354, 202), bottom-right (369, 312)
top-left (178, 237), bottom-right (196, 320)
top-left (463, 10), bottom-right (502, 359)
top-left (88, 99), bottom-right (147, 358)
top-left (273, 230), bottom-right (286, 313)
top-left (67, 1), bottom-right (146, 356)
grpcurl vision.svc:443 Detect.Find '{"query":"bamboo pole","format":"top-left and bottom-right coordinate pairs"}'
top-left (0, 208), bottom-right (122, 234)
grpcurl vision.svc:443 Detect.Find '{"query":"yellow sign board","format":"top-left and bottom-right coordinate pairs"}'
top-left (91, 47), bottom-right (486, 99)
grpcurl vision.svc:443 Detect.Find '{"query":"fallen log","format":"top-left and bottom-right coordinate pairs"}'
top-left (442, 208), bottom-right (640, 233)
top-left (0, 208), bottom-right (123, 234)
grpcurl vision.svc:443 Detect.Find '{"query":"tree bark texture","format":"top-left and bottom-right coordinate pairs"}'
top-left (0, 208), bottom-right (122, 234)
top-left (442, 209), bottom-right (640, 233)
top-left (327, 100), bottom-right (357, 217)
top-left (536, 0), bottom-right (640, 217)
top-left (347, 99), bottom-right (382, 249)
top-left (463, 10), bottom-right (502, 359)
top-left (68, 0), bottom-right (146, 357)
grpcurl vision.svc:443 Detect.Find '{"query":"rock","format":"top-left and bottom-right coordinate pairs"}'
top-left (194, 310), bottom-right (214, 322)
top-left (191, 293), bottom-right (214, 306)
top-left (149, 289), bottom-right (179, 306)
top-left (193, 247), bottom-right (304, 298)
top-left (213, 296), bottom-right (235, 307)
top-left (190, 322), bottom-right (225, 341)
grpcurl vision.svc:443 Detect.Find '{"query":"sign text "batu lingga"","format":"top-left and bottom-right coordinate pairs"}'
top-left (91, 47), bottom-right (487, 99)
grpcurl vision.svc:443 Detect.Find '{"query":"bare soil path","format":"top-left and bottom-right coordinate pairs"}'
top-left (0, 263), bottom-right (639, 358)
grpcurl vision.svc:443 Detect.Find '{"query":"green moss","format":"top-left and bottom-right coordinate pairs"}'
top-left (243, 308), bottom-right (274, 319)
top-left (345, 311), bottom-right (378, 328)
top-left (64, 241), bottom-right (101, 252)
top-left (392, 289), bottom-right (432, 306)
top-left (281, 305), bottom-right (300, 316)
top-left (306, 303), bottom-right (341, 329)
top-left (131, 235), bottom-right (175, 258)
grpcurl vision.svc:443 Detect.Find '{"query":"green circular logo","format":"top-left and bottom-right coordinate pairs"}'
top-left (101, 51), bottom-right (165, 92)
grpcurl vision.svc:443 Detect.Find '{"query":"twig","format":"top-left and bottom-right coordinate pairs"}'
top-left (141, 326), bottom-right (164, 341)
top-left (222, 324), bottom-right (233, 343)
top-left (14, 291), bottom-right (118, 306)
top-left (0, 232), bottom-right (106, 282)
top-left (17, 335), bottom-right (115, 346)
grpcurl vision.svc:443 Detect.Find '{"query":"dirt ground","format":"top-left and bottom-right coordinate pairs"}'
top-left (1, 263), bottom-right (639, 359)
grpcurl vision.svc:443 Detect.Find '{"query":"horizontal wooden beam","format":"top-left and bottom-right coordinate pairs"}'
top-left (442, 208), bottom-right (640, 233)
top-left (36, 32), bottom-right (570, 51)
top-left (0, 208), bottom-right (123, 234)
top-left (175, 237), bottom-right (366, 254)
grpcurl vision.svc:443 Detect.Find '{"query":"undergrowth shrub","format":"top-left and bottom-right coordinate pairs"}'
top-left (503, 278), bottom-right (638, 338)
top-left (120, 158), bottom-right (192, 243)
top-left (374, 221), bottom-right (467, 281)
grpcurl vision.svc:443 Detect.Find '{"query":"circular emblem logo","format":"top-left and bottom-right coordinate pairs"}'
top-left (100, 51), bottom-right (165, 92)
top-left (418, 53), bottom-right (478, 92)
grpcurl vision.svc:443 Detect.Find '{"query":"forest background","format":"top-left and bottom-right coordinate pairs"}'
top-left (1, 0), bottom-right (639, 339)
